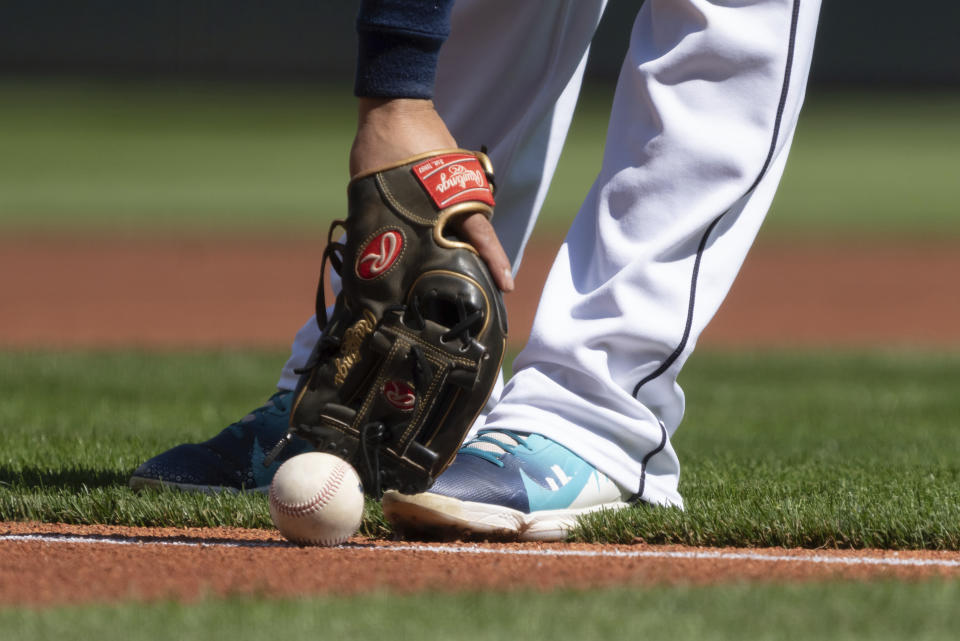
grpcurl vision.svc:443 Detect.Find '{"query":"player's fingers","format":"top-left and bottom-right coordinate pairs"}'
top-left (458, 212), bottom-right (515, 292)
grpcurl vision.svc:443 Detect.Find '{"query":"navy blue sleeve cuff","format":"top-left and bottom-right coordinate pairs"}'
top-left (354, 1), bottom-right (454, 99)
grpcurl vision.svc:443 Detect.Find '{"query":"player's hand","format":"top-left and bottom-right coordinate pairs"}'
top-left (350, 97), bottom-right (514, 292)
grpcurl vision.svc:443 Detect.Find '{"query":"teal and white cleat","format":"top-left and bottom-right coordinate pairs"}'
top-left (383, 430), bottom-right (634, 541)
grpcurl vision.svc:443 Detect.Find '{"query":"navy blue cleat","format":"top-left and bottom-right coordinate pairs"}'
top-left (129, 391), bottom-right (312, 493)
top-left (382, 430), bottom-right (633, 541)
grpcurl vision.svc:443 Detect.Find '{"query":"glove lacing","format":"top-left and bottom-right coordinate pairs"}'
top-left (359, 421), bottom-right (387, 497)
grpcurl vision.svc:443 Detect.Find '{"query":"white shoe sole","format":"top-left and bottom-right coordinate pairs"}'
top-left (382, 490), bottom-right (630, 542)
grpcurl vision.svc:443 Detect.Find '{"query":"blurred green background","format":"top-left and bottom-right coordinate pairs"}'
top-left (2, 82), bottom-right (957, 239)
top-left (1, 0), bottom-right (958, 238)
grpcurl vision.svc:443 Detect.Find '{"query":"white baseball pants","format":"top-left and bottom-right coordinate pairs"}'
top-left (279, 0), bottom-right (821, 507)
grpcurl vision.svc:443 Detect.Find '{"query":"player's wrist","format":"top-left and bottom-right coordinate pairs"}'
top-left (350, 99), bottom-right (457, 177)
top-left (357, 97), bottom-right (438, 120)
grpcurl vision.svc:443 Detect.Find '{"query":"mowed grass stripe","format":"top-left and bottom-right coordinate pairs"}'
top-left (3, 583), bottom-right (960, 641)
top-left (1, 349), bottom-right (958, 548)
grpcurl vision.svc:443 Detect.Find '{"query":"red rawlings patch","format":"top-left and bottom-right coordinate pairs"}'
top-left (357, 230), bottom-right (403, 280)
top-left (383, 381), bottom-right (416, 412)
top-left (412, 154), bottom-right (496, 210)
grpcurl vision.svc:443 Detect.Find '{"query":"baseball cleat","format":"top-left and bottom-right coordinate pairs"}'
top-left (382, 430), bottom-right (633, 541)
top-left (129, 390), bottom-right (312, 493)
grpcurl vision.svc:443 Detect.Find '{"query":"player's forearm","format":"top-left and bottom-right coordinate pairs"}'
top-left (354, 0), bottom-right (455, 98)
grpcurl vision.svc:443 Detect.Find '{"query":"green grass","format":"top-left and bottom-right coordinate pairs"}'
top-left (0, 350), bottom-right (388, 537)
top-left (1, 80), bottom-right (958, 237)
top-left (4, 582), bottom-right (960, 640)
top-left (2, 349), bottom-right (960, 549)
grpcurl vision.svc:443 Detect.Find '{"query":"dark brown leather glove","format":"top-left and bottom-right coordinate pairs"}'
top-left (286, 150), bottom-right (508, 497)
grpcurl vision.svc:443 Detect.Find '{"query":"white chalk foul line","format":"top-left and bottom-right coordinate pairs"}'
top-left (384, 543), bottom-right (960, 569)
top-left (3, 533), bottom-right (960, 569)
top-left (0, 534), bottom-right (284, 549)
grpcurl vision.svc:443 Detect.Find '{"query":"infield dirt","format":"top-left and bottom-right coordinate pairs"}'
top-left (4, 522), bottom-right (960, 607)
top-left (2, 234), bottom-right (959, 349)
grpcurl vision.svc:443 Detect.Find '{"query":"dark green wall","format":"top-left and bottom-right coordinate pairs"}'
top-left (1, 1), bottom-right (957, 85)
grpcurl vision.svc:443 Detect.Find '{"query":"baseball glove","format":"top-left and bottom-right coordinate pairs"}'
top-left (281, 150), bottom-right (507, 497)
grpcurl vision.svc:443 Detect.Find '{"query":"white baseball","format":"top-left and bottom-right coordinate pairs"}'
top-left (268, 452), bottom-right (365, 546)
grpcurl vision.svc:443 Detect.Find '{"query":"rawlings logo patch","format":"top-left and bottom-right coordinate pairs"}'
top-left (357, 230), bottom-right (403, 279)
top-left (412, 154), bottom-right (496, 209)
top-left (333, 311), bottom-right (377, 386)
top-left (383, 381), bottom-right (416, 412)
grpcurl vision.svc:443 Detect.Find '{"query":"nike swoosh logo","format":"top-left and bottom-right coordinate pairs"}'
top-left (251, 437), bottom-right (280, 490)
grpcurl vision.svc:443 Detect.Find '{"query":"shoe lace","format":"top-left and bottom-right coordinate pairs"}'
top-left (458, 430), bottom-right (531, 468)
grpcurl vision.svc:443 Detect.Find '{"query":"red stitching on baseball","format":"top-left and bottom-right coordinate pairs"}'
top-left (270, 462), bottom-right (348, 518)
